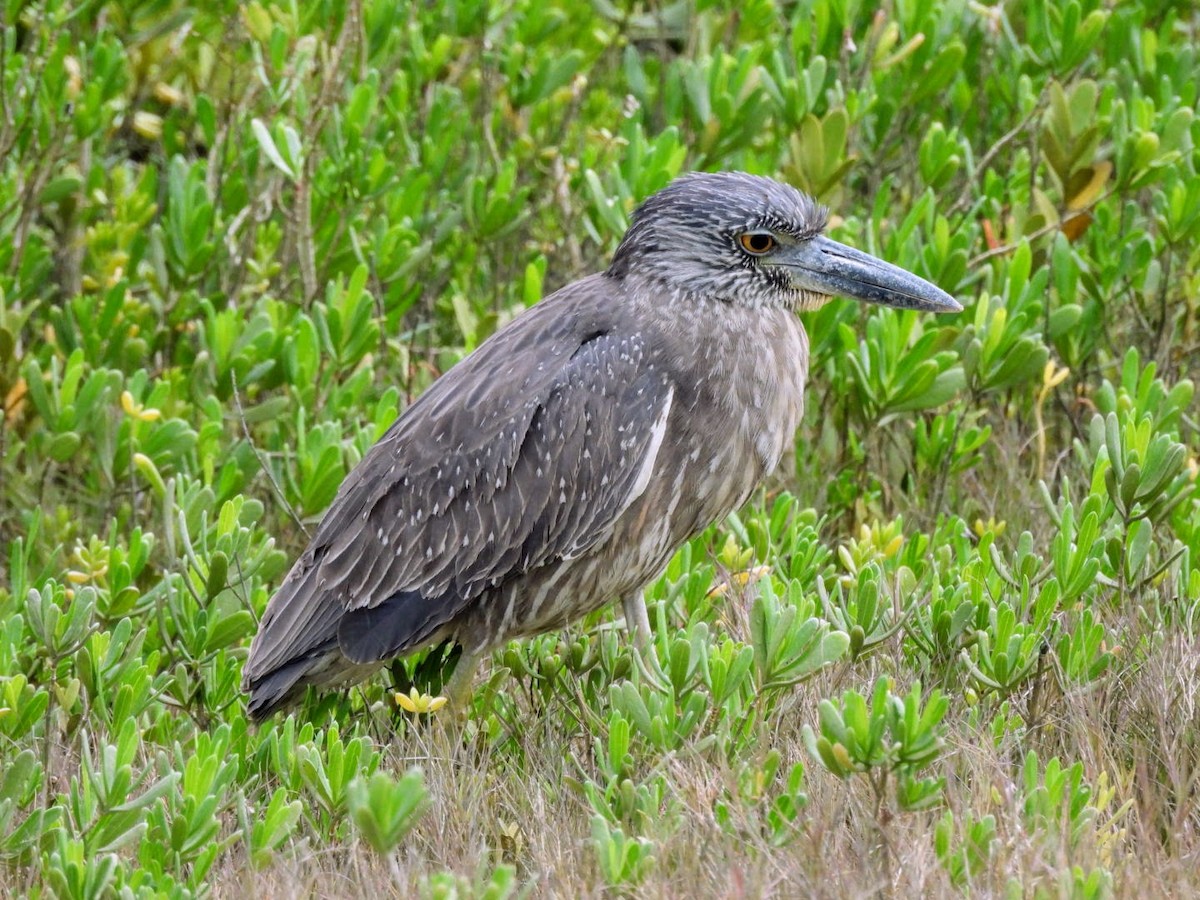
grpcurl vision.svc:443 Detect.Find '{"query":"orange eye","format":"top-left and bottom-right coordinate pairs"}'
top-left (739, 232), bottom-right (776, 255)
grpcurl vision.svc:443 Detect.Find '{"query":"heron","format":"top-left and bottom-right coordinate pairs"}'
top-left (242, 171), bottom-right (960, 719)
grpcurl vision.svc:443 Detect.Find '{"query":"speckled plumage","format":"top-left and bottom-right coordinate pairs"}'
top-left (242, 172), bottom-right (957, 718)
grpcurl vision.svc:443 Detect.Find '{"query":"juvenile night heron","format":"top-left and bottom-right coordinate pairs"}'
top-left (243, 171), bottom-right (960, 719)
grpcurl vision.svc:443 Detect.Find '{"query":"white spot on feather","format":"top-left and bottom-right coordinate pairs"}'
top-left (626, 385), bottom-right (674, 504)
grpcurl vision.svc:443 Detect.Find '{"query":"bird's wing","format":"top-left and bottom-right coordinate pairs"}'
top-left (243, 278), bottom-right (674, 680)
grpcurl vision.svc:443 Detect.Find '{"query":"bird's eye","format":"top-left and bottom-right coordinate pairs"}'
top-left (738, 232), bottom-right (776, 255)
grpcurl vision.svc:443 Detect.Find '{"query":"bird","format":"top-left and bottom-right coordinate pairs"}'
top-left (242, 171), bottom-right (961, 719)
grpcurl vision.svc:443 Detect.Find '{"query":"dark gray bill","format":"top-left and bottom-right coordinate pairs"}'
top-left (775, 235), bottom-right (962, 313)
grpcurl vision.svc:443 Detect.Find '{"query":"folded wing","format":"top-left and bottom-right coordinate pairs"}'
top-left (242, 281), bottom-right (674, 712)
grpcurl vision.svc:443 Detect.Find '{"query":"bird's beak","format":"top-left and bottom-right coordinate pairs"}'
top-left (774, 235), bottom-right (962, 313)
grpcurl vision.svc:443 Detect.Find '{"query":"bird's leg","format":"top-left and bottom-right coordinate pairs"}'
top-left (623, 589), bottom-right (653, 649)
top-left (441, 648), bottom-right (482, 712)
top-left (623, 589), bottom-right (670, 693)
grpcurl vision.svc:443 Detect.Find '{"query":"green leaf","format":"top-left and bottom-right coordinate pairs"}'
top-left (252, 118), bottom-right (296, 179)
top-left (46, 431), bottom-right (82, 462)
top-left (205, 610), bottom-right (254, 654)
top-left (347, 769), bottom-right (428, 856)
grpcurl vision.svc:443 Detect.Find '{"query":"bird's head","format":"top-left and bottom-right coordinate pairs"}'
top-left (608, 171), bottom-right (962, 314)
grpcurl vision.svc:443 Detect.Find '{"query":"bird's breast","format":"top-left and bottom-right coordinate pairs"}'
top-left (463, 303), bottom-right (810, 646)
top-left (675, 303), bottom-right (809, 470)
top-left (618, 302), bottom-right (809, 559)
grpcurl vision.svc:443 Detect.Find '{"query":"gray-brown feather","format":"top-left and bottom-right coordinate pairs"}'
top-left (242, 278), bottom-right (678, 713)
top-left (243, 172), bottom-right (820, 719)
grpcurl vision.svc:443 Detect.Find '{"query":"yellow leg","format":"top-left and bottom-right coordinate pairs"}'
top-left (442, 648), bottom-right (483, 710)
top-left (623, 589), bottom-right (653, 649)
top-left (622, 590), bottom-right (669, 692)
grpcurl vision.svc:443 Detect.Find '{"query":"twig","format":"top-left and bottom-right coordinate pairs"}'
top-left (1154, 251), bottom-right (1175, 374)
top-left (295, 176), bottom-right (317, 300)
top-left (230, 370), bottom-right (311, 539)
top-left (552, 155), bottom-right (584, 275)
top-left (0, 22), bottom-right (11, 155)
top-left (967, 188), bottom-right (1116, 268)
top-left (930, 396), bottom-right (973, 523)
top-left (7, 11), bottom-right (71, 278)
top-left (293, 0), bottom-right (363, 303)
top-left (949, 93), bottom-right (1048, 217)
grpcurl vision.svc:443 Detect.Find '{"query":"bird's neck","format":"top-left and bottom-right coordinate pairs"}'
top-left (618, 271), bottom-right (802, 312)
top-left (623, 277), bottom-right (811, 474)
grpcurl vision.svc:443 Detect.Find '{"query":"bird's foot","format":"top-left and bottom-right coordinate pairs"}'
top-left (631, 642), bottom-right (672, 693)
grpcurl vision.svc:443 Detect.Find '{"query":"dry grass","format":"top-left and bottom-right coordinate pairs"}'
top-left (198, 603), bottom-right (1199, 898)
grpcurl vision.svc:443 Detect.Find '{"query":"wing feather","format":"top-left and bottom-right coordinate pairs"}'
top-left (243, 277), bottom-right (675, 685)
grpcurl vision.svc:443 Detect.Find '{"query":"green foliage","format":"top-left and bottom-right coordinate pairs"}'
top-left (590, 814), bottom-right (654, 889)
top-left (935, 807), bottom-right (997, 889)
top-left (0, 0), bottom-right (1197, 893)
top-left (346, 768), bottom-right (428, 857)
top-left (750, 578), bottom-right (849, 690)
top-left (804, 678), bottom-right (948, 814)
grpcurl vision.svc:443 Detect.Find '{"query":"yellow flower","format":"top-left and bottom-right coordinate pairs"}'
top-left (706, 564), bottom-right (772, 598)
top-left (153, 83), bottom-right (185, 106)
top-left (1034, 360), bottom-right (1070, 479)
top-left (394, 688), bottom-right (448, 714)
top-left (716, 533), bottom-right (754, 571)
top-left (132, 111), bottom-right (163, 141)
top-left (121, 390), bottom-right (162, 422)
top-left (1041, 359), bottom-right (1071, 393)
top-left (972, 517), bottom-right (1007, 538)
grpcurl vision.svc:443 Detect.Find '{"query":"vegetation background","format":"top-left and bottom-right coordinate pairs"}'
top-left (1, 0), bottom-right (1198, 896)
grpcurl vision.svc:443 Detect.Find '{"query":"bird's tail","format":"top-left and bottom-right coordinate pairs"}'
top-left (244, 649), bottom-right (332, 719)
top-left (242, 553), bottom-right (363, 720)
top-left (244, 644), bottom-right (375, 720)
